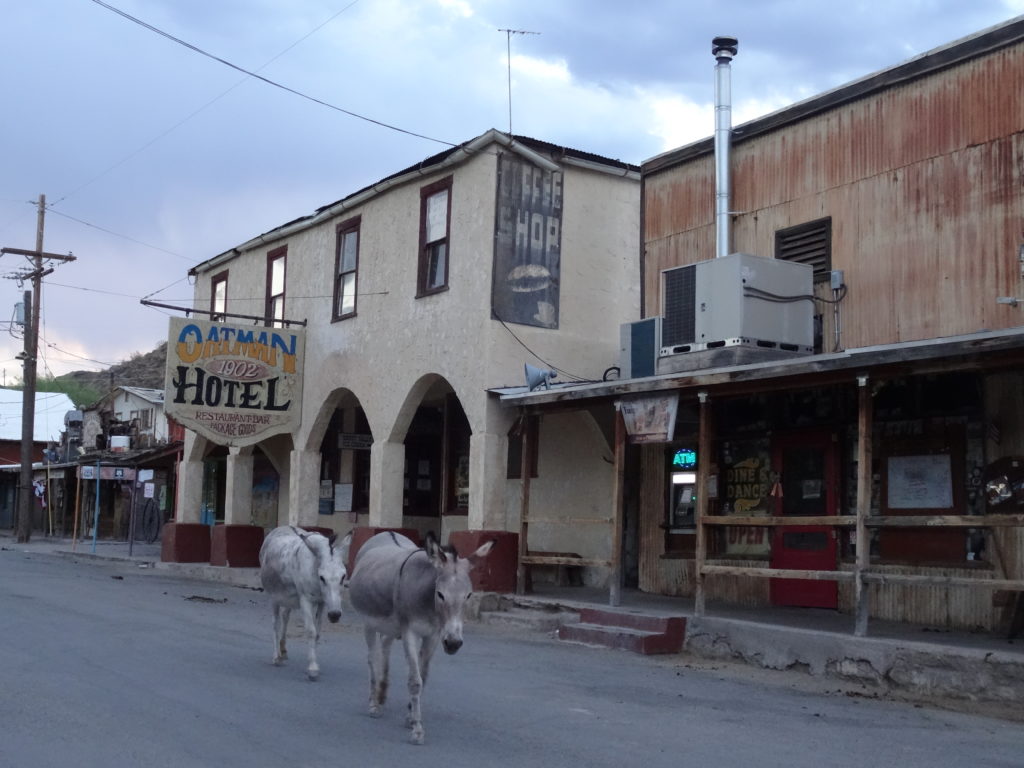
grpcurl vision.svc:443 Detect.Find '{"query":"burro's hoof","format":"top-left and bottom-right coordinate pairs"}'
top-left (410, 726), bottom-right (424, 745)
top-left (306, 668), bottom-right (320, 681)
top-left (272, 656), bottom-right (285, 666)
top-left (368, 703), bottom-right (383, 718)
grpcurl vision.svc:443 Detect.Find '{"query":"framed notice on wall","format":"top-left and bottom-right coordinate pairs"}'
top-left (334, 483), bottom-right (353, 513)
top-left (886, 454), bottom-right (953, 509)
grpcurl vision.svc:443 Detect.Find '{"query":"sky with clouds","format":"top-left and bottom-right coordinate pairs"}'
top-left (1, 0), bottom-right (1021, 382)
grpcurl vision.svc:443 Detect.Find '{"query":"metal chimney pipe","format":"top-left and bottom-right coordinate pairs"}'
top-left (712, 36), bottom-right (738, 258)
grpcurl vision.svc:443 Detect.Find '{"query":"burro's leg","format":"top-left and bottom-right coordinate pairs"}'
top-left (300, 597), bottom-right (321, 680)
top-left (402, 630), bottom-right (426, 745)
top-left (272, 604), bottom-right (290, 665)
top-left (366, 627), bottom-right (391, 717)
top-left (418, 632), bottom-right (440, 689)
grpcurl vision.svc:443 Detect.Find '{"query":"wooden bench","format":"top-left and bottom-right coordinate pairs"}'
top-left (521, 551), bottom-right (585, 591)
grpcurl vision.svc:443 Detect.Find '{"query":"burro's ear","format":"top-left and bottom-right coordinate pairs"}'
top-left (467, 539), bottom-right (496, 568)
top-left (424, 531), bottom-right (448, 564)
top-left (338, 531), bottom-right (352, 566)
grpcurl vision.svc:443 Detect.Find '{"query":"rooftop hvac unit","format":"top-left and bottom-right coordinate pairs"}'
top-left (658, 253), bottom-right (813, 374)
top-left (619, 317), bottom-right (661, 379)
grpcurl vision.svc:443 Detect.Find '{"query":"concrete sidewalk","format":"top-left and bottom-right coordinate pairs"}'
top-left (5, 531), bottom-right (1024, 718)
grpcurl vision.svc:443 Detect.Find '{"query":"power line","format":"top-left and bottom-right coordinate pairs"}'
top-left (44, 206), bottom-right (191, 261)
top-left (491, 309), bottom-right (590, 383)
top-left (90, 0), bottom-right (459, 148)
top-left (52, 1), bottom-right (364, 208)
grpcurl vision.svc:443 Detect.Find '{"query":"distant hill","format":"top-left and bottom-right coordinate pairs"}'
top-left (59, 342), bottom-right (167, 403)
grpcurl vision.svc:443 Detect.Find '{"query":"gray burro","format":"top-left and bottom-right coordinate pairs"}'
top-left (8, 531), bottom-right (1024, 722)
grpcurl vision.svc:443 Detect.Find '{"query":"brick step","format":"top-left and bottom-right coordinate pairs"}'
top-left (558, 621), bottom-right (684, 655)
top-left (578, 607), bottom-right (686, 635)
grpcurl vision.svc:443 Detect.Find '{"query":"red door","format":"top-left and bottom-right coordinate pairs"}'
top-left (769, 432), bottom-right (839, 609)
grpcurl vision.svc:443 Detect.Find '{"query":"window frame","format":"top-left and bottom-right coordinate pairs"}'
top-left (333, 216), bottom-right (361, 321)
top-left (210, 270), bottom-right (228, 321)
top-left (265, 246), bottom-right (287, 327)
top-left (417, 176), bottom-right (453, 297)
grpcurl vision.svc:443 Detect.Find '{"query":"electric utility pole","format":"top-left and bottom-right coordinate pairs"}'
top-left (1, 194), bottom-right (76, 542)
top-left (498, 28), bottom-right (540, 136)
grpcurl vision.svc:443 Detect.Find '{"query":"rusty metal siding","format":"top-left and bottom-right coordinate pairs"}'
top-left (643, 45), bottom-right (1024, 346)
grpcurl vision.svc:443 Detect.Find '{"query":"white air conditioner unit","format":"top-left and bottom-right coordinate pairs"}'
top-left (658, 253), bottom-right (813, 374)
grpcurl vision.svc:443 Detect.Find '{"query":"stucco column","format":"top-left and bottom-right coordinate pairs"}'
top-left (369, 440), bottom-right (404, 527)
top-left (175, 458), bottom-right (204, 524)
top-left (224, 449), bottom-right (254, 525)
top-left (288, 449), bottom-right (321, 527)
top-left (468, 431), bottom-right (508, 531)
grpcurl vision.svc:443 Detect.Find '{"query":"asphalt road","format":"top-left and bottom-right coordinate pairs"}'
top-left (2, 547), bottom-right (1023, 768)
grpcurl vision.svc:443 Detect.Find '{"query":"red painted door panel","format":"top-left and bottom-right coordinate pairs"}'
top-left (769, 432), bottom-right (839, 609)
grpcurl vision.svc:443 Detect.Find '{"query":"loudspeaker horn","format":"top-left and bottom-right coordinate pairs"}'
top-left (524, 364), bottom-right (557, 391)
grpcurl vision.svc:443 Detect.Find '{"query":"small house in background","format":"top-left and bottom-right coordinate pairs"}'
top-left (82, 386), bottom-right (169, 452)
top-left (0, 388), bottom-right (76, 465)
top-left (72, 385), bottom-right (182, 540)
top-left (0, 388), bottom-right (77, 530)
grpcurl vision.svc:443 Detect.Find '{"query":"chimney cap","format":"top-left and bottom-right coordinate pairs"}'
top-left (712, 36), bottom-right (738, 60)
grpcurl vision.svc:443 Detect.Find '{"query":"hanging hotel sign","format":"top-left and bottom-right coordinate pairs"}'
top-left (619, 393), bottom-right (679, 444)
top-left (163, 317), bottom-right (305, 447)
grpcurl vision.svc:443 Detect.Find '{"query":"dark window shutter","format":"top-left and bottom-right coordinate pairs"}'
top-left (775, 218), bottom-right (832, 282)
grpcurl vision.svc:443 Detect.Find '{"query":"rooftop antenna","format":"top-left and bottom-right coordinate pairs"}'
top-left (498, 28), bottom-right (540, 135)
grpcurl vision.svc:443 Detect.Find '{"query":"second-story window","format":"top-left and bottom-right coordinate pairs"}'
top-left (266, 246), bottom-right (286, 327)
top-left (211, 270), bottom-right (228, 321)
top-left (334, 217), bottom-right (360, 320)
top-left (418, 176), bottom-right (452, 296)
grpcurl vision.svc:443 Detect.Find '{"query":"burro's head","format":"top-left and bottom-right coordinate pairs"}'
top-left (424, 532), bottom-right (494, 655)
top-left (307, 531), bottom-right (350, 623)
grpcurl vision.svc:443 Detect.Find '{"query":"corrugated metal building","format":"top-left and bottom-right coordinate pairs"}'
top-left (500, 17), bottom-right (1024, 636)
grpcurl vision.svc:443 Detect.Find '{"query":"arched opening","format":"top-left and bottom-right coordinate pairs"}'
top-left (200, 444), bottom-right (228, 525)
top-left (395, 377), bottom-right (471, 536)
top-left (311, 389), bottom-right (372, 524)
top-left (250, 446), bottom-right (280, 529)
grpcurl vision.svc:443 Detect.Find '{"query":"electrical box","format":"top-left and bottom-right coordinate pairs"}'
top-left (619, 317), bottom-right (661, 379)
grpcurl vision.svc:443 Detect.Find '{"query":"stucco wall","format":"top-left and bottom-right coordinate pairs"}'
top-left (187, 139), bottom-right (639, 537)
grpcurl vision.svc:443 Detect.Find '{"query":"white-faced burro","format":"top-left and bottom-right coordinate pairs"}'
top-left (347, 531), bottom-right (494, 745)
top-left (258, 526), bottom-right (350, 681)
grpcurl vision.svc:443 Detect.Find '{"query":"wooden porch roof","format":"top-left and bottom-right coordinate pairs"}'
top-left (494, 326), bottom-right (1024, 408)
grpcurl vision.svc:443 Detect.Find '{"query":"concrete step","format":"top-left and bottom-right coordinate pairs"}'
top-left (480, 607), bottom-right (580, 633)
top-left (558, 622), bottom-right (683, 654)
top-left (578, 607), bottom-right (685, 635)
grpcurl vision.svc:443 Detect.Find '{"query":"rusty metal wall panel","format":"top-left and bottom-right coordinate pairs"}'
top-left (643, 46), bottom-right (1024, 342)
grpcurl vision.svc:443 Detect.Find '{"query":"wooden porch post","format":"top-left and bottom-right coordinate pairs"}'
top-left (609, 407), bottom-right (626, 607)
top-left (854, 375), bottom-right (873, 637)
top-left (695, 391), bottom-right (711, 617)
top-left (516, 412), bottom-right (534, 595)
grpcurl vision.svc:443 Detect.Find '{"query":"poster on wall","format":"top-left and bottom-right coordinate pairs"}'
top-left (491, 153), bottom-right (563, 329)
top-left (721, 438), bottom-right (772, 557)
top-left (619, 394), bottom-right (679, 444)
top-left (163, 316), bottom-right (305, 447)
top-left (887, 454), bottom-right (953, 509)
top-left (334, 483), bottom-right (353, 513)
